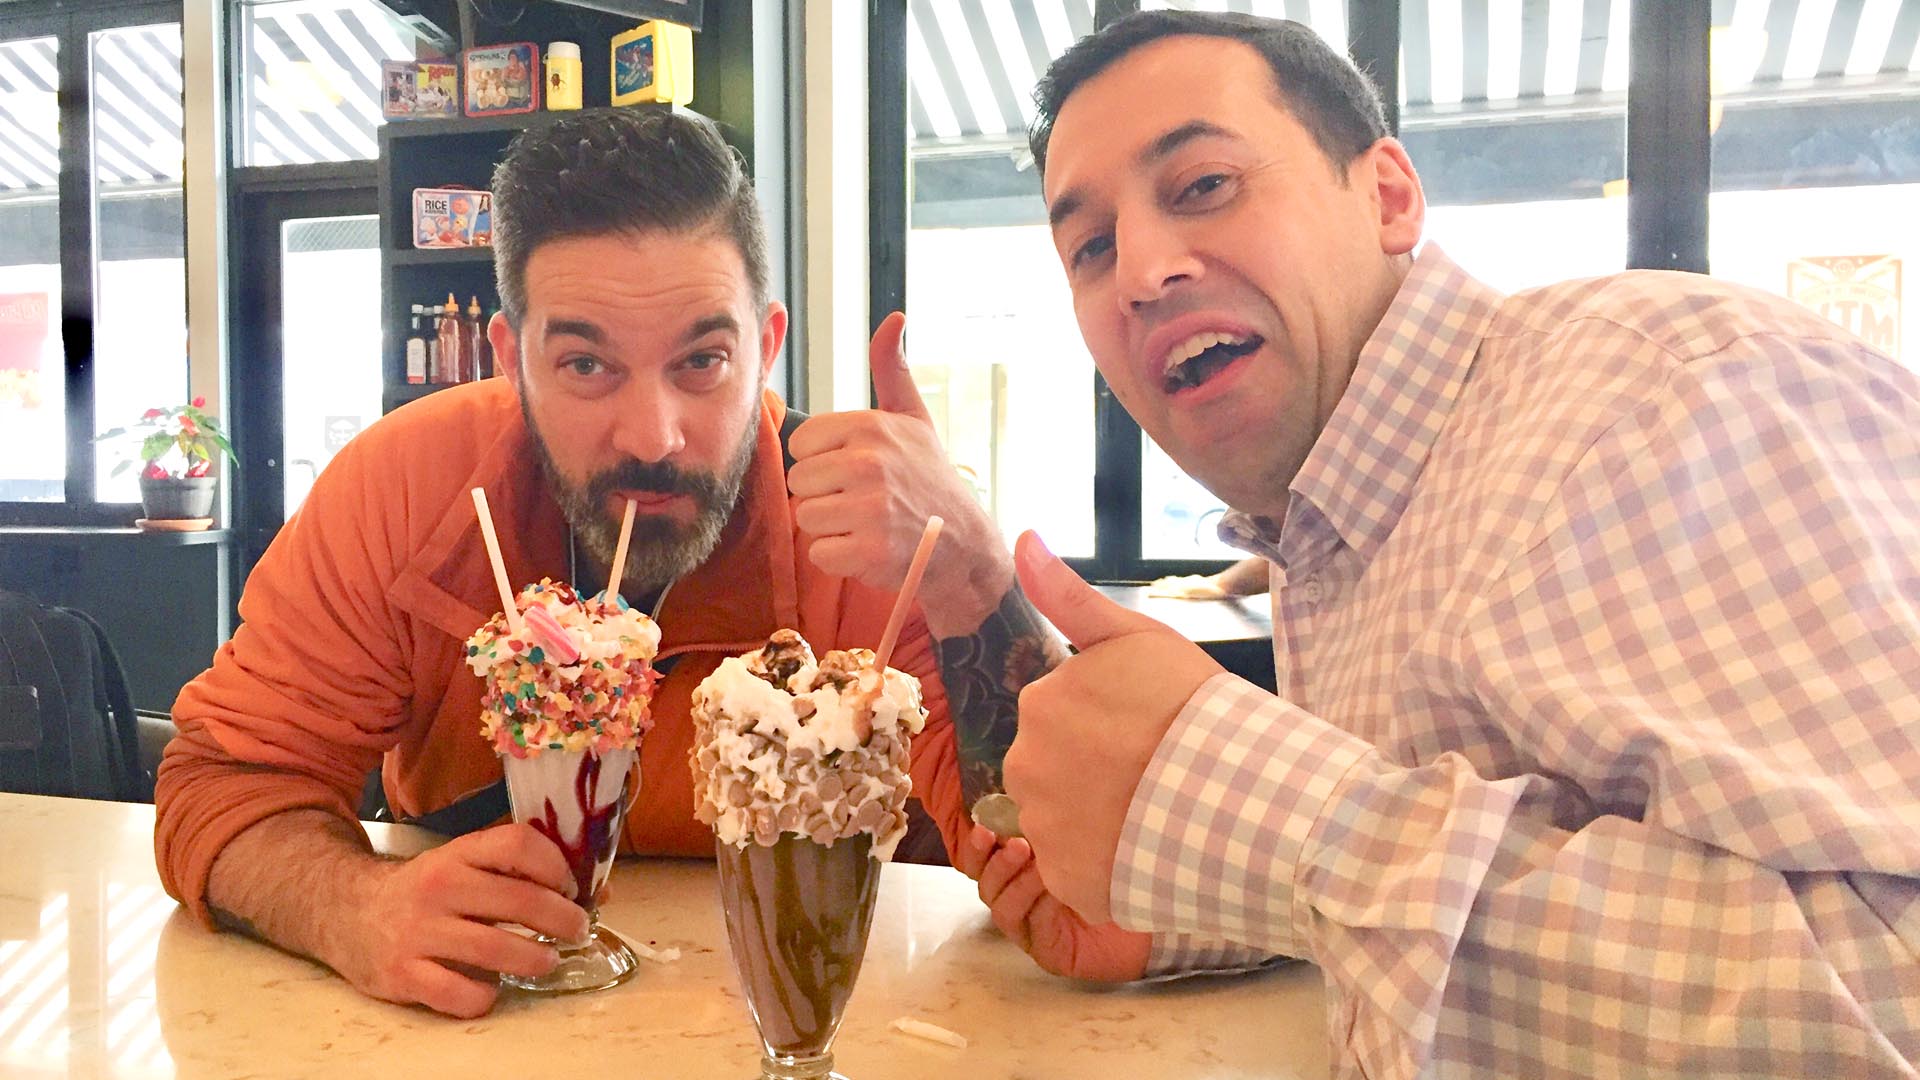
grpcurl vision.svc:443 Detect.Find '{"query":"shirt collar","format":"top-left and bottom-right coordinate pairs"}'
top-left (1221, 243), bottom-right (1502, 565)
top-left (388, 388), bottom-right (802, 656)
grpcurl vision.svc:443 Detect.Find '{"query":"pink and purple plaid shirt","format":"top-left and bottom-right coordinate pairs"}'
top-left (1115, 245), bottom-right (1920, 1078)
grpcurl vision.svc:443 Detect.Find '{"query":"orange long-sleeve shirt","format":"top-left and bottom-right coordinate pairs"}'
top-left (155, 381), bottom-right (964, 924)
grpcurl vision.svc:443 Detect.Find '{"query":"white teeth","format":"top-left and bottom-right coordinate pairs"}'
top-left (1163, 331), bottom-right (1249, 374)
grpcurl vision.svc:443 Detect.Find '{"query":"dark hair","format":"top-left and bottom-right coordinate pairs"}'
top-left (491, 110), bottom-right (769, 327)
top-left (1029, 11), bottom-right (1388, 178)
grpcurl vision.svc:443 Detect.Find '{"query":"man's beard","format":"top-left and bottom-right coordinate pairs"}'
top-left (525, 399), bottom-right (761, 594)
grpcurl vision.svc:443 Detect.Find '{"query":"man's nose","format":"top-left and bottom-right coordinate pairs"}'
top-left (609, 388), bottom-right (688, 463)
top-left (1115, 214), bottom-right (1202, 313)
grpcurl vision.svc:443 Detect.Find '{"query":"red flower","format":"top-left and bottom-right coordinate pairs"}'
top-left (191, 396), bottom-right (206, 408)
top-left (142, 462), bottom-right (169, 479)
top-left (185, 459), bottom-right (211, 477)
top-left (179, 417), bottom-right (198, 435)
top-left (142, 408), bottom-right (164, 420)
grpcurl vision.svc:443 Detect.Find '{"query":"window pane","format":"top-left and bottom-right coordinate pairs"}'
top-left (234, 0), bottom-right (446, 167)
top-left (1143, 434), bottom-right (1245, 560)
top-left (0, 35), bottom-right (64, 503)
top-left (905, 1), bottom-right (1096, 556)
top-left (280, 216), bottom-right (381, 516)
top-left (91, 24), bottom-right (188, 503)
top-left (1708, 0), bottom-right (1920, 371)
top-left (1135, 2), bottom-right (1346, 562)
top-left (1402, 0), bottom-right (1629, 292)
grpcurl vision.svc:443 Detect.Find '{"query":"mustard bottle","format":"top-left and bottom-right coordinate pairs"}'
top-left (545, 42), bottom-right (582, 110)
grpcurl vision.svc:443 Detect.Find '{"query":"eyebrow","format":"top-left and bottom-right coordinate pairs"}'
top-left (544, 318), bottom-right (605, 344)
top-left (543, 313), bottom-right (740, 346)
top-left (680, 313), bottom-right (740, 344)
top-left (1047, 119), bottom-right (1240, 230)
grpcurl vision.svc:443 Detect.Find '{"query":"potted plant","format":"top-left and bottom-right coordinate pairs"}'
top-left (96, 397), bottom-right (236, 527)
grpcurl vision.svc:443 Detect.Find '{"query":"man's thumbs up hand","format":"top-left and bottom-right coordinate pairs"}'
top-left (788, 313), bottom-right (1014, 636)
top-left (1003, 531), bottom-right (1225, 924)
top-left (1015, 531), bottom-right (1167, 651)
top-left (866, 311), bottom-right (932, 423)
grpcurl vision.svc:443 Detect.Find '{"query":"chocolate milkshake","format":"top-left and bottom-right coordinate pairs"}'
top-left (692, 630), bottom-right (926, 1080)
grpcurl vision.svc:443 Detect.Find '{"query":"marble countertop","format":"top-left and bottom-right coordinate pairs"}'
top-left (0, 793), bottom-right (1329, 1079)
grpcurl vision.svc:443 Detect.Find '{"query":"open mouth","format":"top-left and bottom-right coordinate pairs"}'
top-left (1161, 332), bottom-right (1263, 394)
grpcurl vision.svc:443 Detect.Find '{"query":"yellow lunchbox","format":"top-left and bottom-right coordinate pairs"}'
top-left (611, 20), bottom-right (693, 106)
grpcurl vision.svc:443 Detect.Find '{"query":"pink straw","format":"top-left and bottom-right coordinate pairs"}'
top-left (874, 515), bottom-right (943, 673)
top-left (605, 498), bottom-right (637, 603)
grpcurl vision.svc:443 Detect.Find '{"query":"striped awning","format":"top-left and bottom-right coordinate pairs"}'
top-left (0, 0), bottom-right (419, 192)
top-left (3, 0), bottom-right (1916, 194)
top-left (235, 0), bottom-right (423, 167)
top-left (0, 25), bottom-right (184, 193)
top-left (906, 0), bottom-right (1920, 150)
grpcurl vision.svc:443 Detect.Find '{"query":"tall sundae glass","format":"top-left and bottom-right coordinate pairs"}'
top-left (692, 630), bottom-right (927, 1080)
top-left (467, 577), bottom-right (661, 994)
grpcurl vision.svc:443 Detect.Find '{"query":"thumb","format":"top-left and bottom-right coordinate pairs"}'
top-left (868, 311), bottom-right (931, 422)
top-left (1015, 531), bottom-right (1164, 651)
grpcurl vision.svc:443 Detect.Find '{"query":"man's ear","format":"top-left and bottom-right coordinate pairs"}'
top-left (488, 311), bottom-right (521, 385)
top-left (758, 300), bottom-right (789, 383)
top-left (1359, 138), bottom-right (1425, 257)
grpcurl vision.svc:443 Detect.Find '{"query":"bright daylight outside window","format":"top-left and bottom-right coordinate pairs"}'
top-left (905, 0), bottom-right (1099, 557)
top-left (235, 0), bottom-right (448, 166)
top-left (1401, 0), bottom-right (1630, 294)
top-left (91, 24), bottom-right (189, 505)
top-left (0, 34), bottom-right (64, 503)
top-left (1707, 0), bottom-right (1919, 372)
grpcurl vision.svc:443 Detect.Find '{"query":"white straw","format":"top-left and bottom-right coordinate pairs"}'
top-left (470, 486), bottom-right (523, 635)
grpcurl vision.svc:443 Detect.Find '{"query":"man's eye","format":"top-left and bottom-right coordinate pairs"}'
top-left (1177, 173), bottom-right (1230, 204)
top-left (685, 352), bottom-right (724, 371)
top-left (1071, 234), bottom-right (1114, 269)
top-left (567, 355), bottom-right (604, 376)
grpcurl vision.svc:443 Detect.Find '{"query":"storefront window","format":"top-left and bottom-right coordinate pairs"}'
top-left (0, 34), bottom-right (63, 503)
top-left (91, 23), bottom-right (188, 504)
top-left (1707, 0), bottom-right (1919, 371)
top-left (1402, 0), bottom-right (1630, 293)
top-left (234, 0), bottom-right (445, 167)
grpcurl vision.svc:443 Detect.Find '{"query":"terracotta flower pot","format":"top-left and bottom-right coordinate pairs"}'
top-left (139, 475), bottom-right (217, 520)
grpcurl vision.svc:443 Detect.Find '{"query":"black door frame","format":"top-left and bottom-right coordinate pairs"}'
top-left (229, 176), bottom-right (377, 589)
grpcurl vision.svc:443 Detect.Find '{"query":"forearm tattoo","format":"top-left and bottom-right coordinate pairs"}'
top-left (933, 583), bottom-right (1068, 809)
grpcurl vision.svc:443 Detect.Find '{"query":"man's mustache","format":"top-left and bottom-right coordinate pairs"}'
top-left (584, 458), bottom-right (724, 506)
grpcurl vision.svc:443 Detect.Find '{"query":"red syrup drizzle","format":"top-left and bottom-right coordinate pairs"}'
top-left (530, 753), bottom-right (622, 906)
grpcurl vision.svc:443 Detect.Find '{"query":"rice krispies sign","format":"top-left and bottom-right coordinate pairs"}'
top-left (412, 188), bottom-right (492, 249)
top-left (1787, 254), bottom-right (1902, 361)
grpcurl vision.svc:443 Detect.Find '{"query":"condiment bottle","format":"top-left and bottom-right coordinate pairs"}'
top-left (437, 293), bottom-right (462, 384)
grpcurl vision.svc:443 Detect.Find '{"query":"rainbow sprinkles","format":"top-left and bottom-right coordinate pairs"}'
top-left (465, 578), bottom-right (662, 758)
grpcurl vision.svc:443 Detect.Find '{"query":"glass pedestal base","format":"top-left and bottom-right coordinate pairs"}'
top-left (753, 1051), bottom-right (847, 1080)
top-left (500, 924), bottom-right (638, 995)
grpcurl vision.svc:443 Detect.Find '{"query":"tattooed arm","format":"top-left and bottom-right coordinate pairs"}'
top-left (932, 583), bottom-right (1069, 809)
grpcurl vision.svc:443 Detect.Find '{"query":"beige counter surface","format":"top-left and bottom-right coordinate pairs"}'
top-left (0, 792), bottom-right (1329, 1079)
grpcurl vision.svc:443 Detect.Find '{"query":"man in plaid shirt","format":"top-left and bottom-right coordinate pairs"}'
top-left (947, 10), bottom-right (1920, 1078)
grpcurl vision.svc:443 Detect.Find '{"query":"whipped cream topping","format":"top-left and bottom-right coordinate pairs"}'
top-left (466, 578), bottom-right (661, 757)
top-left (692, 630), bottom-right (927, 861)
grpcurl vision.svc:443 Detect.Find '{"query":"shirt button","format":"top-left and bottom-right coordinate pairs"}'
top-left (1303, 578), bottom-right (1323, 604)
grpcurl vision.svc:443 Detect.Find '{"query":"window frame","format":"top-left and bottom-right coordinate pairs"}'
top-left (870, 0), bottom-right (1717, 582)
top-left (0, 0), bottom-right (188, 527)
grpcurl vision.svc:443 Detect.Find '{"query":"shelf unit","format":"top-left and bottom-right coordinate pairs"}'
top-left (375, 104), bottom-right (676, 412)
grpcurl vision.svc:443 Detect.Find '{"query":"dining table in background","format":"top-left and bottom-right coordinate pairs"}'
top-left (0, 792), bottom-right (1329, 1079)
